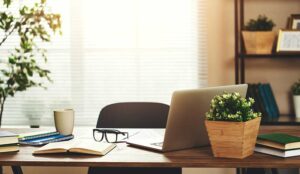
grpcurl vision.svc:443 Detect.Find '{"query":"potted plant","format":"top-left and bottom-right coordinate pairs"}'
top-left (242, 15), bottom-right (276, 54)
top-left (291, 80), bottom-right (300, 118)
top-left (205, 92), bottom-right (261, 159)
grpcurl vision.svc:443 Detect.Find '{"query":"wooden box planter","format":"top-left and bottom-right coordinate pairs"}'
top-left (205, 117), bottom-right (261, 159)
top-left (242, 31), bottom-right (275, 54)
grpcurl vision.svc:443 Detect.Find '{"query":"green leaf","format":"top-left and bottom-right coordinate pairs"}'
top-left (8, 57), bottom-right (16, 64)
top-left (3, 0), bottom-right (11, 8)
top-left (0, 0), bottom-right (61, 103)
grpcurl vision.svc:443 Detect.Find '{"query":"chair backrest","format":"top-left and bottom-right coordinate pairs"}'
top-left (96, 102), bottom-right (169, 128)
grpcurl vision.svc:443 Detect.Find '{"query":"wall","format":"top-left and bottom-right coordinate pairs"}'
top-left (207, 0), bottom-right (236, 86)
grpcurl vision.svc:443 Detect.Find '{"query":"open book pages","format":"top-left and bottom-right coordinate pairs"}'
top-left (33, 139), bottom-right (116, 156)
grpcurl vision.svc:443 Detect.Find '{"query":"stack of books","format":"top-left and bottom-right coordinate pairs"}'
top-left (0, 131), bottom-right (19, 153)
top-left (255, 133), bottom-right (300, 157)
top-left (247, 83), bottom-right (280, 122)
top-left (19, 131), bottom-right (74, 146)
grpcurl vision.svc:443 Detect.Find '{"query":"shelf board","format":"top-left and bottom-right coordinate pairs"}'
top-left (261, 115), bottom-right (300, 126)
top-left (239, 53), bottom-right (300, 59)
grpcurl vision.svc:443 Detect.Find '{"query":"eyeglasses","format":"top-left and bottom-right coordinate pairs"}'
top-left (93, 128), bottom-right (129, 143)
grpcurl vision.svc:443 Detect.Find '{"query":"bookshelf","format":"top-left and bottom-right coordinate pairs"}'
top-left (234, 0), bottom-right (300, 125)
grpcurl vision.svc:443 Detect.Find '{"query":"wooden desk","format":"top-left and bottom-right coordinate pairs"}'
top-left (1, 126), bottom-right (300, 169)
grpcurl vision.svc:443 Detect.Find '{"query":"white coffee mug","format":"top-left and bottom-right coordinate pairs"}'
top-left (54, 109), bottom-right (74, 135)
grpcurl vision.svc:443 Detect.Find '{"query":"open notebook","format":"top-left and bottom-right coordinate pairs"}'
top-left (33, 140), bottom-right (116, 156)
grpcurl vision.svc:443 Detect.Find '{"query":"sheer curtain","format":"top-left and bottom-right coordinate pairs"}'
top-left (2, 0), bottom-right (207, 126)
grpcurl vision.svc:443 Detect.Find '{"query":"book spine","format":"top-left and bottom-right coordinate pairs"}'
top-left (262, 84), bottom-right (276, 120)
top-left (266, 83), bottom-right (280, 119)
top-left (258, 84), bottom-right (272, 120)
top-left (19, 132), bottom-right (59, 141)
top-left (253, 84), bottom-right (268, 121)
top-left (248, 84), bottom-right (260, 113)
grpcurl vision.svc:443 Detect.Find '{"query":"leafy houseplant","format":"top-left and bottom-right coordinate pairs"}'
top-left (244, 15), bottom-right (275, 31)
top-left (0, 0), bottom-right (61, 126)
top-left (205, 92), bottom-right (261, 159)
top-left (242, 15), bottom-right (276, 54)
top-left (291, 80), bottom-right (300, 118)
top-left (206, 92), bottom-right (261, 122)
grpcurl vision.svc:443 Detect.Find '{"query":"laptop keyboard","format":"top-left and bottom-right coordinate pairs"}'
top-left (151, 142), bottom-right (163, 147)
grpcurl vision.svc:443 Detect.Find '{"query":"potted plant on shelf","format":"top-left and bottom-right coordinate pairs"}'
top-left (291, 80), bottom-right (300, 118)
top-left (242, 15), bottom-right (276, 54)
top-left (205, 92), bottom-right (261, 159)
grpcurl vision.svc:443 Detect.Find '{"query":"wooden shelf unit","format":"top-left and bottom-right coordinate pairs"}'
top-left (234, 0), bottom-right (300, 125)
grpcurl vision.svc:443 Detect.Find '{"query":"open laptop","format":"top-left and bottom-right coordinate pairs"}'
top-left (126, 84), bottom-right (248, 152)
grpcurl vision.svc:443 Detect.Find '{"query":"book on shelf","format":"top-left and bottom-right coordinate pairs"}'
top-left (247, 84), bottom-right (268, 120)
top-left (20, 133), bottom-right (74, 146)
top-left (0, 131), bottom-right (18, 145)
top-left (264, 83), bottom-right (280, 119)
top-left (258, 84), bottom-right (273, 118)
top-left (246, 84), bottom-right (259, 112)
top-left (247, 83), bottom-right (280, 121)
top-left (255, 145), bottom-right (300, 158)
top-left (33, 140), bottom-right (116, 156)
top-left (256, 133), bottom-right (300, 150)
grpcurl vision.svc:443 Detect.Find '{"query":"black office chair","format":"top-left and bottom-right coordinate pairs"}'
top-left (88, 102), bottom-right (181, 174)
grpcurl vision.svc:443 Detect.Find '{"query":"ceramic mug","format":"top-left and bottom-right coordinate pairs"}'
top-left (54, 109), bottom-right (74, 135)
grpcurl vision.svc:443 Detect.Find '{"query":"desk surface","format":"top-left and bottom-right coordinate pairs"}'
top-left (1, 126), bottom-right (300, 168)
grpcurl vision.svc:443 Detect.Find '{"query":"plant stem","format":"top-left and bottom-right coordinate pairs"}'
top-left (0, 26), bottom-right (16, 47)
top-left (0, 17), bottom-right (26, 47)
top-left (0, 97), bottom-right (5, 128)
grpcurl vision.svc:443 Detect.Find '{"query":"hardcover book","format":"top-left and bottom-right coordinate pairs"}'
top-left (257, 133), bottom-right (300, 150)
top-left (252, 84), bottom-right (269, 120)
top-left (33, 140), bottom-right (116, 156)
top-left (265, 83), bottom-right (280, 119)
top-left (258, 84), bottom-right (272, 118)
top-left (255, 145), bottom-right (300, 158)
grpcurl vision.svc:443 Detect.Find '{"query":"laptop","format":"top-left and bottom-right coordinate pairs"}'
top-left (126, 84), bottom-right (248, 152)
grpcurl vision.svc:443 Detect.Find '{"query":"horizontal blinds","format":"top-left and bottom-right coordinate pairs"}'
top-left (2, 0), bottom-right (207, 126)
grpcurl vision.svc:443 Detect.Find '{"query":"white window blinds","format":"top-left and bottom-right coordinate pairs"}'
top-left (2, 0), bottom-right (207, 126)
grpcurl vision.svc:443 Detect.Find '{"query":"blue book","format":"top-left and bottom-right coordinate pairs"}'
top-left (252, 84), bottom-right (268, 120)
top-left (258, 84), bottom-right (272, 120)
top-left (262, 84), bottom-right (276, 119)
top-left (18, 131), bottom-right (59, 141)
top-left (19, 134), bottom-right (74, 146)
top-left (265, 83), bottom-right (280, 119)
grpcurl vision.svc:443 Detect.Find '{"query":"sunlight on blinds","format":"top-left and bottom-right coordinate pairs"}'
top-left (2, 0), bottom-right (207, 126)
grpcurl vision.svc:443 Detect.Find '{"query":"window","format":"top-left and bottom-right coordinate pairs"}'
top-left (2, 0), bottom-right (207, 126)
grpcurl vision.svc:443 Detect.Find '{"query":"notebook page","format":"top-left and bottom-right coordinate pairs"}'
top-left (73, 140), bottom-right (114, 152)
top-left (36, 140), bottom-right (76, 151)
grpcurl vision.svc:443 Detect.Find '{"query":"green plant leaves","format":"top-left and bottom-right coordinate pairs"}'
top-left (245, 15), bottom-right (275, 31)
top-left (3, 0), bottom-right (12, 8)
top-left (292, 80), bottom-right (300, 95)
top-left (206, 92), bottom-right (261, 122)
top-left (0, 0), bottom-right (61, 99)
